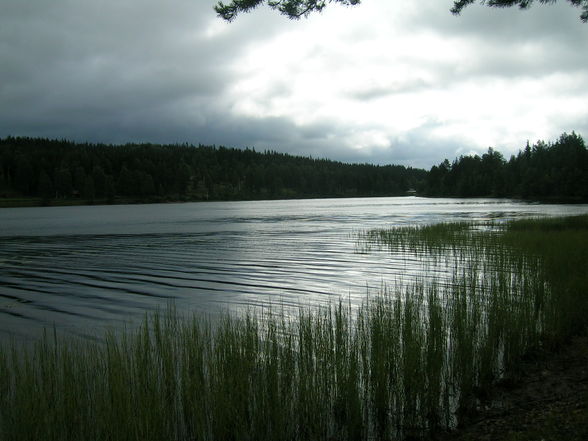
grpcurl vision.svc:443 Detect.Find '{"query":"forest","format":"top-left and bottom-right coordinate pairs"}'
top-left (0, 137), bottom-right (426, 205)
top-left (0, 131), bottom-right (586, 206)
top-left (424, 132), bottom-right (588, 201)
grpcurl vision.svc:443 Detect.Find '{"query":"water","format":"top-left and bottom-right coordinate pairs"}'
top-left (2, 197), bottom-right (588, 341)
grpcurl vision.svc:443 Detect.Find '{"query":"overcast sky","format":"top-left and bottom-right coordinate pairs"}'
top-left (1, 0), bottom-right (587, 169)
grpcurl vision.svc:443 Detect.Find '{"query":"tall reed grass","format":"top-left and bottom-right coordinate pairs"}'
top-left (1, 215), bottom-right (587, 440)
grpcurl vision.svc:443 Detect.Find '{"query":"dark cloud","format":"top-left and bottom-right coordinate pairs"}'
top-left (1, 1), bottom-right (253, 140)
top-left (1, 0), bottom-right (587, 170)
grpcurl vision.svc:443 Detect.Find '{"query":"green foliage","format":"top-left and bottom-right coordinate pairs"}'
top-left (424, 132), bottom-right (588, 201)
top-left (3, 132), bottom-right (585, 205)
top-left (0, 137), bottom-right (426, 205)
top-left (37, 170), bottom-right (54, 200)
top-left (2, 216), bottom-right (587, 440)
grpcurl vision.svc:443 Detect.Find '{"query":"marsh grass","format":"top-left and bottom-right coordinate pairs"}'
top-left (2, 215), bottom-right (588, 440)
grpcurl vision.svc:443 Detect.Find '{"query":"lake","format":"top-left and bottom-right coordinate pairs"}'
top-left (2, 197), bottom-right (588, 342)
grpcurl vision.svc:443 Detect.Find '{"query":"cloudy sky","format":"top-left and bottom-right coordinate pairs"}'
top-left (1, 0), bottom-right (587, 169)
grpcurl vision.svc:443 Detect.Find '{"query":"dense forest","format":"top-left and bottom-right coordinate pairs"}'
top-left (1, 132), bottom-right (586, 206)
top-left (0, 137), bottom-right (426, 205)
top-left (424, 132), bottom-right (588, 201)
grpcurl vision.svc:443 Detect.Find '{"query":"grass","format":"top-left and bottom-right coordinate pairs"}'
top-left (1, 215), bottom-right (588, 440)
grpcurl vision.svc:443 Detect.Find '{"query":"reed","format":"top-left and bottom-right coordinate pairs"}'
top-left (1, 215), bottom-right (587, 440)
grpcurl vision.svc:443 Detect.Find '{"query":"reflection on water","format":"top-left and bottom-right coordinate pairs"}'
top-left (1, 197), bottom-right (587, 341)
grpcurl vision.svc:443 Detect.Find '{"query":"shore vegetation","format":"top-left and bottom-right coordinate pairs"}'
top-left (1, 215), bottom-right (587, 440)
top-left (2, 131), bottom-right (587, 208)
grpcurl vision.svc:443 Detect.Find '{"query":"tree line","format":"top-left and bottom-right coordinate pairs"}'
top-left (0, 137), bottom-right (426, 204)
top-left (1, 132), bottom-right (586, 205)
top-left (424, 132), bottom-right (588, 201)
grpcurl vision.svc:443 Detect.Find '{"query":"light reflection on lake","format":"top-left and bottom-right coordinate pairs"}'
top-left (1, 197), bottom-right (588, 341)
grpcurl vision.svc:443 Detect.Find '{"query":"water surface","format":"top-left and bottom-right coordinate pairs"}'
top-left (2, 197), bottom-right (587, 341)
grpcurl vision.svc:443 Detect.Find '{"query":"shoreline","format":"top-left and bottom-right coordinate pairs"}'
top-left (2, 194), bottom-right (588, 210)
top-left (443, 335), bottom-right (588, 441)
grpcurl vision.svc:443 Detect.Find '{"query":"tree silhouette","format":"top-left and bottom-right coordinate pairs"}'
top-left (215, 0), bottom-right (588, 21)
top-left (452, 0), bottom-right (588, 22)
top-left (215, 0), bottom-right (359, 21)
top-left (0, 137), bottom-right (426, 204)
top-left (423, 132), bottom-right (587, 201)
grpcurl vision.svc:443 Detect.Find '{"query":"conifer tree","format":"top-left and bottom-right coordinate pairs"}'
top-left (215, 0), bottom-right (588, 22)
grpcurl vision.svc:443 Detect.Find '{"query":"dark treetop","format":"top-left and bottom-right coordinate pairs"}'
top-left (1, 131), bottom-right (587, 206)
top-left (0, 138), bottom-right (426, 204)
top-left (215, 0), bottom-right (588, 22)
top-left (424, 132), bottom-right (588, 201)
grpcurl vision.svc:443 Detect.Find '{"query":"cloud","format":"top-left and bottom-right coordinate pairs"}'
top-left (1, 0), bottom-right (587, 169)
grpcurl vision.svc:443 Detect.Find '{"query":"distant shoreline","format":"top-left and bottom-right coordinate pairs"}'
top-left (2, 194), bottom-right (587, 209)
top-left (0, 193), bottom-right (425, 209)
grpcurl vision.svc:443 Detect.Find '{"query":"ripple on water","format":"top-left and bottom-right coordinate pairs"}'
top-left (2, 197), bottom-right (588, 342)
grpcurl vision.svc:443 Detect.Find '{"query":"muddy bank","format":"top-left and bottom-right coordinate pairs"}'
top-left (442, 335), bottom-right (588, 441)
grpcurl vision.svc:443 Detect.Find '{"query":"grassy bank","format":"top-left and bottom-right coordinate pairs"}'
top-left (1, 216), bottom-right (587, 441)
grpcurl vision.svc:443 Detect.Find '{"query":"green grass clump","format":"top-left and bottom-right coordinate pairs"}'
top-left (501, 215), bottom-right (588, 346)
top-left (2, 215), bottom-right (588, 440)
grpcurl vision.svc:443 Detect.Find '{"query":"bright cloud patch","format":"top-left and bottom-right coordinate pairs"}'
top-left (1, 0), bottom-right (587, 168)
